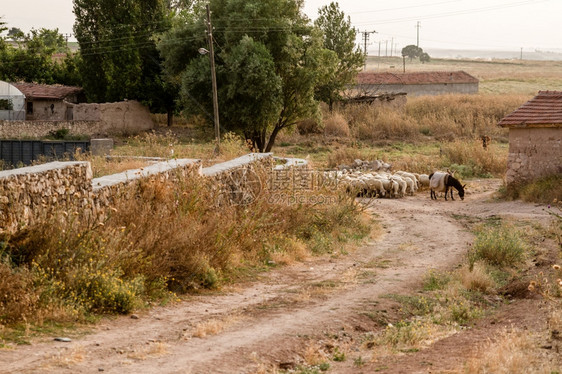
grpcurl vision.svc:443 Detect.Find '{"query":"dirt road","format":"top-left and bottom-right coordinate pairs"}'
top-left (0, 179), bottom-right (555, 373)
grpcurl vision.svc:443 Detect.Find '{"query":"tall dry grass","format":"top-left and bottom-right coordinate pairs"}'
top-left (326, 94), bottom-right (525, 143)
top-left (0, 174), bottom-right (370, 326)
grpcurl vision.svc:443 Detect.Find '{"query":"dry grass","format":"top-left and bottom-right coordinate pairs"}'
top-left (324, 93), bottom-right (522, 144)
top-left (47, 346), bottom-right (86, 368)
top-left (323, 113), bottom-right (350, 137)
top-left (464, 328), bottom-right (555, 374)
top-left (0, 174), bottom-right (370, 328)
top-left (192, 315), bottom-right (240, 338)
top-left (441, 139), bottom-right (507, 177)
top-left (458, 262), bottom-right (495, 293)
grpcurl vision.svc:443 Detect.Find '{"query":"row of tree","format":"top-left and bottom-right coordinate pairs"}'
top-left (1, 0), bottom-right (365, 152)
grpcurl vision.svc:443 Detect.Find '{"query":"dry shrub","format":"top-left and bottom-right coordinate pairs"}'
top-left (192, 315), bottom-right (240, 338)
top-left (465, 328), bottom-right (555, 373)
top-left (353, 110), bottom-right (420, 141)
top-left (504, 175), bottom-right (562, 204)
top-left (297, 118), bottom-right (323, 135)
top-left (0, 263), bottom-right (39, 324)
top-left (326, 147), bottom-right (363, 168)
top-left (441, 139), bottom-right (507, 177)
top-left (0, 171), bottom-right (370, 325)
top-left (323, 113), bottom-right (350, 137)
top-left (458, 262), bottom-right (495, 293)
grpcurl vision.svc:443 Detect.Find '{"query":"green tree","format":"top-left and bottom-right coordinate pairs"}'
top-left (314, 2), bottom-right (364, 111)
top-left (160, 0), bottom-right (334, 152)
top-left (401, 44), bottom-right (422, 60)
top-left (419, 52), bottom-right (430, 64)
top-left (73, 0), bottom-right (177, 122)
top-left (7, 27), bottom-right (25, 43)
top-left (26, 28), bottom-right (68, 55)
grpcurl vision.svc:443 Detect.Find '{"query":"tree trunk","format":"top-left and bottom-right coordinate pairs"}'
top-left (264, 124), bottom-right (283, 153)
top-left (167, 108), bottom-right (173, 127)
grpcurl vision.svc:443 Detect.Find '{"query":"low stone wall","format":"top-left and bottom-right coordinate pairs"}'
top-left (202, 153), bottom-right (274, 205)
top-left (0, 154), bottom-right (277, 233)
top-left (0, 120), bottom-right (101, 139)
top-left (0, 161), bottom-right (93, 233)
top-left (92, 159), bottom-right (202, 218)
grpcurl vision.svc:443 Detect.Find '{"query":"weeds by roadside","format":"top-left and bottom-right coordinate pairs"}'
top-left (0, 174), bottom-right (371, 343)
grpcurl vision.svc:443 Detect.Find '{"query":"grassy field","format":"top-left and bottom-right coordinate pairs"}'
top-left (366, 56), bottom-right (562, 95)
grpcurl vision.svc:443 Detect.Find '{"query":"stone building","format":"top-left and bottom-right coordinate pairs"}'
top-left (355, 71), bottom-right (479, 97)
top-left (498, 91), bottom-right (562, 186)
top-left (13, 83), bottom-right (86, 121)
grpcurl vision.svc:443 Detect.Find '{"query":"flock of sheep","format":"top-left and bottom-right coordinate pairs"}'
top-left (330, 159), bottom-right (431, 198)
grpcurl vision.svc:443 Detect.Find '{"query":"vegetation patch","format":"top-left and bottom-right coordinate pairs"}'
top-left (0, 175), bottom-right (370, 342)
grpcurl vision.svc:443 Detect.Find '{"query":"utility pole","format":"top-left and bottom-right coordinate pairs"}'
top-left (416, 21), bottom-right (421, 47)
top-left (360, 30), bottom-right (377, 69)
top-left (63, 33), bottom-right (72, 48)
top-left (520, 47), bottom-right (523, 60)
top-left (385, 40), bottom-right (389, 57)
top-left (206, 5), bottom-right (220, 154)
top-left (378, 40), bottom-right (382, 57)
top-left (390, 37), bottom-right (394, 57)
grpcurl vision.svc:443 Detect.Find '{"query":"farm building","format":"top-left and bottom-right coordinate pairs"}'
top-left (498, 91), bottom-right (562, 186)
top-left (355, 71), bottom-right (479, 97)
top-left (12, 82), bottom-right (86, 121)
top-left (0, 81), bottom-right (26, 120)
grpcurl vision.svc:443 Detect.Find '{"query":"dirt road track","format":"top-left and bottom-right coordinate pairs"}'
top-left (0, 179), bottom-right (554, 373)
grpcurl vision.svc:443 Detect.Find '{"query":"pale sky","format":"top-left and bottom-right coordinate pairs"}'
top-left (1, 0), bottom-right (561, 53)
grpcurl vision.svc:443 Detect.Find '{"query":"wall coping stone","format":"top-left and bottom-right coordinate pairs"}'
top-left (0, 161), bottom-right (91, 179)
top-left (93, 158), bottom-right (201, 191)
top-left (202, 153), bottom-right (272, 177)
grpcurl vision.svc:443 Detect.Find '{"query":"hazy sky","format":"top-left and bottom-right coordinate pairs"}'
top-left (1, 0), bottom-right (561, 53)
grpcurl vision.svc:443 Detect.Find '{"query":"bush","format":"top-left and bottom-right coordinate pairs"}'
top-left (0, 262), bottom-right (39, 324)
top-left (323, 113), bottom-right (350, 137)
top-left (503, 174), bottom-right (562, 204)
top-left (0, 174), bottom-right (370, 325)
top-left (469, 225), bottom-right (527, 268)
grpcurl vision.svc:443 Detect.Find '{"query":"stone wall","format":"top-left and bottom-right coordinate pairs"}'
top-left (506, 127), bottom-right (562, 185)
top-left (0, 161), bottom-right (93, 233)
top-left (0, 120), bottom-right (100, 139)
top-left (92, 159), bottom-right (202, 219)
top-left (0, 154), bottom-right (279, 233)
top-left (202, 153), bottom-right (274, 206)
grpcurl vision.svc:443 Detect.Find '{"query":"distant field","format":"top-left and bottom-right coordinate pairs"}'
top-left (365, 56), bottom-right (562, 95)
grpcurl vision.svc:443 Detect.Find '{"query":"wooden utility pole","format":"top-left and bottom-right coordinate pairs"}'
top-left (360, 30), bottom-right (377, 70)
top-left (206, 5), bottom-right (220, 154)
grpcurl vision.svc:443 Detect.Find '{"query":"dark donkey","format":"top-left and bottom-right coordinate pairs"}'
top-left (428, 172), bottom-right (466, 201)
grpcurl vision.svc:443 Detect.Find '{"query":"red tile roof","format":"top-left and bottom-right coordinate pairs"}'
top-left (498, 91), bottom-right (562, 127)
top-left (357, 71), bottom-right (478, 85)
top-left (13, 83), bottom-right (83, 100)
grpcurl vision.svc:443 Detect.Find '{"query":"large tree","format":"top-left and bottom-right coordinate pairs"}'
top-left (73, 0), bottom-right (177, 122)
top-left (0, 26), bottom-right (78, 84)
top-left (314, 2), bottom-right (364, 111)
top-left (159, 0), bottom-right (334, 152)
top-left (401, 44), bottom-right (423, 60)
